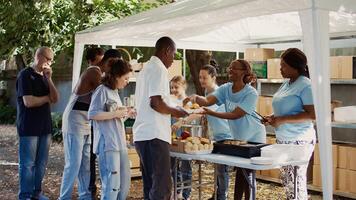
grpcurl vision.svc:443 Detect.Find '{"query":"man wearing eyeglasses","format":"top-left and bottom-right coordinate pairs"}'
top-left (16, 46), bottom-right (59, 200)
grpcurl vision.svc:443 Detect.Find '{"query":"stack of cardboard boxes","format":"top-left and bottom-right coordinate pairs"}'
top-left (313, 143), bottom-right (356, 194)
top-left (256, 96), bottom-right (273, 117)
top-left (128, 148), bottom-right (141, 177)
top-left (245, 48), bottom-right (275, 79)
top-left (256, 136), bottom-right (281, 179)
top-left (330, 56), bottom-right (356, 79)
top-left (266, 58), bottom-right (283, 79)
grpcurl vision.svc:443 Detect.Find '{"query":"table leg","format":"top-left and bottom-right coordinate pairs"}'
top-left (293, 166), bottom-right (298, 200)
top-left (214, 164), bottom-right (217, 200)
top-left (251, 170), bottom-right (256, 200)
top-left (198, 161), bottom-right (202, 200)
top-left (174, 158), bottom-right (178, 200)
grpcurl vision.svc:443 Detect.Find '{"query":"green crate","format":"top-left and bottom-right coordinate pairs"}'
top-left (250, 61), bottom-right (267, 78)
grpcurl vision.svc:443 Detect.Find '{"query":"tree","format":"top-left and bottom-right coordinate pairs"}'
top-left (186, 50), bottom-right (212, 95)
top-left (0, 0), bottom-right (169, 65)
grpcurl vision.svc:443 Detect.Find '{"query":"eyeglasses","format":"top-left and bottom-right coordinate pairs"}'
top-left (227, 66), bottom-right (245, 71)
top-left (41, 54), bottom-right (54, 64)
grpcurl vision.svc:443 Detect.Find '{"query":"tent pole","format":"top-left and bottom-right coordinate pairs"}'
top-left (72, 41), bottom-right (85, 90)
top-left (299, 4), bottom-right (333, 200)
top-left (183, 49), bottom-right (186, 78)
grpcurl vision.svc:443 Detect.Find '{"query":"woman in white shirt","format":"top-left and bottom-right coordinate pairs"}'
top-left (88, 59), bottom-right (134, 200)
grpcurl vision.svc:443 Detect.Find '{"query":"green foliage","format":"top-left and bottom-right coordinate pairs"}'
top-left (0, 103), bottom-right (16, 125)
top-left (212, 51), bottom-right (237, 76)
top-left (51, 112), bottom-right (63, 143)
top-left (0, 0), bottom-right (170, 63)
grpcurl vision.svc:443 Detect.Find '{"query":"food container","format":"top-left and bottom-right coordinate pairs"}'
top-left (212, 139), bottom-right (269, 158)
top-left (181, 124), bottom-right (203, 137)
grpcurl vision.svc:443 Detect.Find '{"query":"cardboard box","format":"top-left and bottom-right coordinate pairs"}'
top-left (329, 56), bottom-right (356, 79)
top-left (349, 170), bottom-right (356, 194)
top-left (336, 168), bottom-right (349, 192)
top-left (269, 169), bottom-right (281, 179)
top-left (267, 58), bottom-right (283, 79)
top-left (250, 61), bottom-right (267, 78)
top-left (129, 153), bottom-right (140, 168)
top-left (348, 146), bottom-right (356, 170)
top-left (245, 48), bottom-right (274, 61)
top-left (313, 164), bottom-right (337, 190)
top-left (330, 57), bottom-right (339, 79)
top-left (258, 96), bottom-right (273, 116)
top-left (170, 140), bottom-right (185, 153)
top-left (128, 148), bottom-right (140, 168)
top-left (339, 56), bottom-right (354, 79)
top-left (312, 165), bottom-right (322, 187)
top-left (313, 143), bottom-right (338, 168)
top-left (260, 169), bottom-right (270, 177)
top-left (337, 145), bottom-right (348, 169)
top-left (168, 60), bottom-right (182, 81)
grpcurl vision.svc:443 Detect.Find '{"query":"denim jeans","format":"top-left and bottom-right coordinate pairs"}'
top-left (18, 134), bottom-right (51, 200)
top-left (59, 133), bottom-right (92, 200)
top-left (135, 139), bottom-right (172, 200)
top-left (97, 139), bottom-right (130, 200)
top-left (216, 164), bottom-right (229, 200)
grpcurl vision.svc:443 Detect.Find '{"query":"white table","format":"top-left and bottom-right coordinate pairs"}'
top-left (170, 152), bottom-right (309, 200)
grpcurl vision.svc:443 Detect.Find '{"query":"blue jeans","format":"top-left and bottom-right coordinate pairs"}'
top-left (18, 134), bottom-right (51, 200)
top-left (216, 164), bottom-right (229, 200)
top-left (59, 133), bottom-right (92, 200)
top-left (98, 139), bottom-right (131, 200)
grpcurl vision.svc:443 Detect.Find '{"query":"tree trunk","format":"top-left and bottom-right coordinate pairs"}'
top-left (15, 54), bottom-right (26, 70)
top-left (186, 50), bottom-right (212, 95)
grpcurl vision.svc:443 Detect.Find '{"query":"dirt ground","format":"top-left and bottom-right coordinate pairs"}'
top-left (0, 125), bottom-right (326, 200)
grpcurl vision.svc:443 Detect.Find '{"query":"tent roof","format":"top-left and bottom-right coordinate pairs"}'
top-left (75, 0), bottom-right (356, 51)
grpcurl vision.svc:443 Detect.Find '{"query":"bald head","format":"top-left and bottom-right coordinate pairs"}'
top-left (35, 47), bottom-right (53, 58)
top-left (155, 36), bottom-right (175, 54)
top-left (33, 46), bottom-right (54, 72)
top-left (154, 36), bottom-right (176, 68)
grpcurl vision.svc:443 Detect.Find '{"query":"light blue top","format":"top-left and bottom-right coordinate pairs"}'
top-left (212, 83), bottom-right (266, 143)
top-left (272, 76), bottom-right (315, 142)
top-left (205, 85), bottom-right (232, 141)
top-left (88, 85), bottom-right (127, 154)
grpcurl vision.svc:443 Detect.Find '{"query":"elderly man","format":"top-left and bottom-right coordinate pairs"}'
top-left (133, 36), bottom-right (188, 200)
top-left (16, 47), bottom-right (59, 200)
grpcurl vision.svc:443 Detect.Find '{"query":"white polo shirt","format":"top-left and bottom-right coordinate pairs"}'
top-left (133, 56), bottom-right (172, 144)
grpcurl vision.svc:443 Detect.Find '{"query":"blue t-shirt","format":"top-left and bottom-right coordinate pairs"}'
top-left (212, 83), bottom-right (266, 143)
top-left (205, 86), bottom-right (232, 141)
top-left (206, 104), bottom-right (233, 141)
top-left (16, 67), bottom-right (52, 136)
top-left (272, 76), bottom-right (315, 141)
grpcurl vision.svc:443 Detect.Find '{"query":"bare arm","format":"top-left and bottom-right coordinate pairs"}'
top-left (150, 96), bottom-right (188, 118)
top-left (183, 95), bottom-right (218, 107)
top-left (47, 78), bottom-right (59, 103)
top-left (203, 106), bottom-right (247, 120)
top-left (90, 108), bottom-right (127, 121)
top-left (23, 95), bottom-right (50, 108)
top-left (269, 105), bottom-right (315, 127)
top-left (43, 67), bottom-right (59, 103)
top-left (75, 68), bottom-right (102, 95)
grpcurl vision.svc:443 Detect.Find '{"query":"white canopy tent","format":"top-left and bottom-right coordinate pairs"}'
top-left (73, 0), bottom-right (356, 199)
